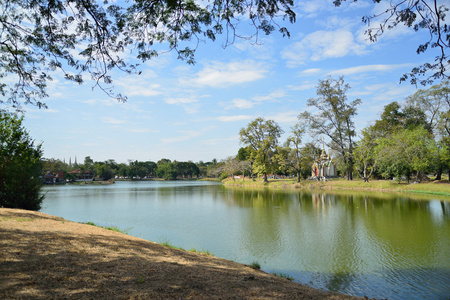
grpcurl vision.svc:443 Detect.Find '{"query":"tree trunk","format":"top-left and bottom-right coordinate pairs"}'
top-left (435, 165), bottom-right (442, 180)
top-left (263, 173), bottom-right (268, 182)
top-left (297, 171), bottom-right (301, 183)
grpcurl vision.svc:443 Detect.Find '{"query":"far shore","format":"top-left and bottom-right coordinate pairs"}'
top-left (223, 177), bottom-right (450, 199)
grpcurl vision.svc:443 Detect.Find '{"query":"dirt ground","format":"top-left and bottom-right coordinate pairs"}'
top-left (0, 208), bottom-right (365, 299)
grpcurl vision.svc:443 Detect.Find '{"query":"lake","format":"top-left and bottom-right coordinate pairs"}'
top-left (40, 180), bottom-right (450, 300)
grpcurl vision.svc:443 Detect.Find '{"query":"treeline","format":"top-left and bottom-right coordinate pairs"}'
top-left (43, 157), bottom-right (227, 181)
top-left (231, 77), bottom-right (450, 183)
top-left (43, 77), bottom-right (450, 184)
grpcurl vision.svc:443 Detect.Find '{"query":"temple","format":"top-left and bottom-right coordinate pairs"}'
top-left (311, 146), bottom-right (336, 179)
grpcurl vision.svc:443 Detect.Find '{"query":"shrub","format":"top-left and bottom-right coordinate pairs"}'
top-left (0, 111), bottom-right (44, 210)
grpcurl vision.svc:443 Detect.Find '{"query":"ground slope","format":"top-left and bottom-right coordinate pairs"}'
top-left (0, 208), bottom-right (364, 300)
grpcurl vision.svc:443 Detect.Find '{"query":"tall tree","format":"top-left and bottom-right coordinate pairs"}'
top-left (0, 111), bottom-right (44, 210)
top-left (300, 76), bottom-right (361, 180)
top-left (406, 80), bottom-right (450, 178)
top-left (354, 128), bottom-right (378, 182)
top-left (273, 123), bottom-right (307, 182)
top-left (1, 0), bottom-right (295, 109)
top-left (239, 118), bottom-right (283, 182)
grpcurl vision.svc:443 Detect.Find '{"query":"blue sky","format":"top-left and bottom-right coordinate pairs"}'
top-left (22, 0), bottom-right (444, 164)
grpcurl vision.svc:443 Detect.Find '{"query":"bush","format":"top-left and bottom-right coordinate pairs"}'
top-left (0, 111), bottom-right (44, 210)
top-left (219, 172), bottom-right (229, 181)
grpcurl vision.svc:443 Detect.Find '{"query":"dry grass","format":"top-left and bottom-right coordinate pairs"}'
top-left (0, 208), bottom-right (363, 300)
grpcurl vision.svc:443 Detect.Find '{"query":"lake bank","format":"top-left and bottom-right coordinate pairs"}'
top-left (0, 208), bottom-right (363, 300)
top-left (223, 177), bottom-right (450, 199)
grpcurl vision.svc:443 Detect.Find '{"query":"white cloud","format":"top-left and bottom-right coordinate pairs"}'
top-left (267, 111), bottom-right (299, 124)
top-left (115, 72), bottom-right (162, 97)
top-left (201, 135), bottom-right (240, 146)
top-left (216, 115), bottom-right (253, 122)
top-left (226, 98), bottom-right (255, 110)
top-left (328, 64), bottom-right (412, 76)
top-left (253, 90), bottom-right (287, 102)
top-left (102, 117), bottom-right (126, 124)
top-left (83, 98), bottom-right (117, 106)
top-left (188, 61), bottom-right (268, 87)
top-left (282, 30), bottom-right (367, 66)
top-left (299, 68), bottom-right (322, 75)
top-left (129, 128), bottom-right (159, 133)
top-left (164, 96), bottom-right (201, 114)
top-left (164, 97), bottom-right (198, 104)
top-left (288, 82), bottom-right (316, 91)
top-left (160, 130), bottom-right (205, 144)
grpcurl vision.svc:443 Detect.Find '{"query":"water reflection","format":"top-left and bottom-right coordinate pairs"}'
top-left (42, 183), bottom-right (450, 300)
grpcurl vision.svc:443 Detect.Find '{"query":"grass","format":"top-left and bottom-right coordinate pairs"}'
top-left (273, 273), bottom-right (294, 281)
top-left (83, 221), bottom-right (129, 234)
top-left (160, 240), bottom-right (214, 256)
top-left (1, 216), bottom-right (34, 222)
top-left (222, 177), bottom-right (450, 199)
top-left (249, 261), bottom-right (261, 270)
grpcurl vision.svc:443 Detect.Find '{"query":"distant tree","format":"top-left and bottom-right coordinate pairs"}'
top-left (42, 158), bottom-right (68, 173)
top-left (354, 128), bottom-right (378, 182)
top-left (300, 76), bottom-right (361, 180)
top-left (0, 111), bottom-right (44, 210)
top-left (273, 123), bottom-right (307, 182)
top-left (97, 164), bottom-right (114, 181)
top-left (334, 0), bottom-right (449, 86)
top-left (83, 156), bottom-right (95, 175)
top-left (239, 118), bottom-right (284, 182)
top-left (406, 80), bottom-right (450, 178)
top-left (223, 157), bottom-right (241, 181)
top-left (376, 126), bottom-right (437, 182)
top-left (117, 164), bottom-right (129, 178)
top-left (156, 160), bottom-right (178, 180)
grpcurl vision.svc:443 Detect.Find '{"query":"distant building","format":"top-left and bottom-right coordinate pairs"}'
top-left (44, 171), bottom-right (55, 184)
top-left (69, 169), bottom-right (93, 181)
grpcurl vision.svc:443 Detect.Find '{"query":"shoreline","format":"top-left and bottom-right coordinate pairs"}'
top-left (0, 208), bottom-right (364, 299)
top-left (223, 178), bottom-right (450, 199)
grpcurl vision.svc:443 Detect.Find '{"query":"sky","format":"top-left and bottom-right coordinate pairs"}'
top-left (20, 0), bottom-right (446, 164)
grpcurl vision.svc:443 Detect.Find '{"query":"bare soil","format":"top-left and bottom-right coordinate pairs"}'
top-left (0, 208), bottom-right (365, 300)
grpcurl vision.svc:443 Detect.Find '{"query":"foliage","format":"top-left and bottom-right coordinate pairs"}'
top-left (96, 164), bottom-right (114, 181)
top-left (405, 80), bottom-right (450, 178)
top-left (223, 156), bottom-right (242, 181)
top-left (334, 0), bottom-right (449, 85)
top-left (300, 76), bottom-right (361, 180)
top-left (376, 126), bottom-right (438, 182)
top-left (272, 123), bottom-right (310, 182)
top-left (0, 111), bottom-right (44, 210)
top-left (0, 0), bottom-right (295, 109)
top-left (156, 159), bottom-right (178, 180)
top-left (174, 161), bottom-right (200, 178)
top-left (354, 128), bottom-right (378, 182)
top-left (239, 118), bottom-right (284, 182)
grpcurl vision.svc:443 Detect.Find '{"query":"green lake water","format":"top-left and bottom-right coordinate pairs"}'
top-left (41, 181), bottom-right (450, 300)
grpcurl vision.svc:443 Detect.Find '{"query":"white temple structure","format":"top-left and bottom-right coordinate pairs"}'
top-left (311, 146), bottom-right (336, 178)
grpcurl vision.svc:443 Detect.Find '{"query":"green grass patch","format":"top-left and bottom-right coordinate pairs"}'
top-left (159, 240), bottom-right (214, 256)
top-left (273, 273), bottom-right (294, 281)
top-left (83, 222), bottom-right (128, 234)
top-left (249, 261), bottom-right (261, 270)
